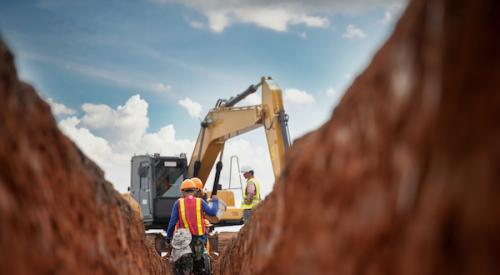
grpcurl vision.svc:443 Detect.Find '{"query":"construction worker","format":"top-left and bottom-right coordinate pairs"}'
top-left (166, 179), bottom-right (218, 274)
top-left (191, 177), bottom-right (205, 200)
top-left (191, 177), bottom-right (212, 253)
top-left (155, 176), bottom-right (170, 197)
top-left (240, 165), bottom-right (261, 222)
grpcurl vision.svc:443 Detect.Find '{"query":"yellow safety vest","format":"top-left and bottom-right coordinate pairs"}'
top-left (241, 178), bottom-right (261, 209)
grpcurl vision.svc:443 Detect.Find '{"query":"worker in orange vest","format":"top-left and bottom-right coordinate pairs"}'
top-left (166, 179), bottom-right (218, 274)
top-left (191, 177), bottom-right (213, 253)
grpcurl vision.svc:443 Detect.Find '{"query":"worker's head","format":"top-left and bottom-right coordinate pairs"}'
top-left (191, 177), bottom-right (204, 198)
top-left (241, 165), bottom-right (254, 179)
top-left (191, 177), bottom-right (203, 190)
top-left (180, 179), bottom-right (196, 196)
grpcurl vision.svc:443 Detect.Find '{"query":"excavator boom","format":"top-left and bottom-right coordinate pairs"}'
top-left (185, 76), bottom-right (291, 225)
top-left (188, 77), bottom-right (290, 184)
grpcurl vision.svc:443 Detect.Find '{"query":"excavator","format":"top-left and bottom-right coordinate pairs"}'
top-left (127, 77), bottom-right (290, 260)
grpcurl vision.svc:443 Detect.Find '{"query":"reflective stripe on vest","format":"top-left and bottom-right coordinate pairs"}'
top-left (195, 198), bottom-right (203, 235)
top-left (179, 199), bottom-right (189, 229)
top-left (177, 196), bottom-right (206, 235)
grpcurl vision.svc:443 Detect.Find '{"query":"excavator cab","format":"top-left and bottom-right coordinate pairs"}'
top-left (130, 154), bottom-right (188, 229)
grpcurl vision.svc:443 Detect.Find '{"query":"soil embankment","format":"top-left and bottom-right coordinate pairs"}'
top-left (217, 0), bottom-right (500, 274)
top-left (0, 39), bottom-right (168, 275)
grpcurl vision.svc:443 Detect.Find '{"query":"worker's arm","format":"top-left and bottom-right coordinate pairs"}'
top-left (202, 196), bottom-right (218, 216)
top-left (245, 182), bottom-right (256, 202)
top-left (166, 200), bottom-right (179, 240)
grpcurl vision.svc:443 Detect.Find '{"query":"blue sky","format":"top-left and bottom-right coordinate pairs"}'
top-left (0, 0), bottom-right (405, 195)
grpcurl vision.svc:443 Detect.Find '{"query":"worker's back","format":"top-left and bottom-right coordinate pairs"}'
top-left (177, 195), bottom-right (206, 236)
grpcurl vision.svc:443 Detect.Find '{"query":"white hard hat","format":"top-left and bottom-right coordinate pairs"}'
top-left (240, 165), bottom-right (253, 173)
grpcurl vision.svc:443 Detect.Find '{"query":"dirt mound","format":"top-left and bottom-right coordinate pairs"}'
top-left (0, 39), bottom-right (168, 274)
top-left (217, 0), bottom-right (500, 274)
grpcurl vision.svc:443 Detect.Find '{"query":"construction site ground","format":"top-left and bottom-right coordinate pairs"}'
top-left (214, 232), bottom-right (239, 254)
top-left (1, 0), bottom-right (499, 274)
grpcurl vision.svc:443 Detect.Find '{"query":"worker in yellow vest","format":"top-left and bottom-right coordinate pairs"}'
top-left (240, 165), bottom-right (261, 222)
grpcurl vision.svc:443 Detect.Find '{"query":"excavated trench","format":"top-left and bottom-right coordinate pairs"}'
top-left (1, 0), bottom-right (499, 273)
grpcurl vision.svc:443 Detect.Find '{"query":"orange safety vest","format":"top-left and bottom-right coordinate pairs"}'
top-left (177, 195), bottom-right (206, 236)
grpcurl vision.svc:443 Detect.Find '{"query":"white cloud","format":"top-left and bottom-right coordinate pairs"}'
top-left (178, 97), bottom-right (203, 118)
top-left (325, 88), bottom-right (338, 98)
top-left (238, 9), bottom-right (329, 32)
top-left (285, 89), bottom-right (315, 105)
top-left (153, 0), bottom-right (405, 32)
top-left (205, 8), bottom-right (329, 33)
top-left (80, 95), bottom-right (149, 147)
top-left (139, 125), bottom-right (193, 156)
top-left (188, 20), bottom-right (205, 29)
top-left (152, 82), bottom-right (172, 93)
top-left (58, 95), bottom-right (194, 192)
top-left (59, 117), bottom-right (113, 162)
top-left (382, 10), bottom-right (393, 24)
top-left (324, 87), bottom-right (345, 107)
top-left (382, 4), bottom-right (404, 24)
top-left (295, 15), bottom-right (329, 28)
top-left (343, 24), bottom-right (366, 39)
top-left (58, 116), bottom-right (130, 190)
top-left (46, 98), bottom-right (77, 116)
top-left (239, 93), bottom-right (261, 106)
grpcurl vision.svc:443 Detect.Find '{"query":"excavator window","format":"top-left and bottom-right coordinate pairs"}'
top-left (138, 165), bottom-right (149, 178)
top-left (151, 158), bottom-right (186, 226)
top-left (153, 160), bottom-right (183, 198)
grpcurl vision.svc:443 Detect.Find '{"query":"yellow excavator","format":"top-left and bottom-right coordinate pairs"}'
top-left (128, 76), bottom-right (290, 229)
top-left (189, 76), bottom-right (290, 224)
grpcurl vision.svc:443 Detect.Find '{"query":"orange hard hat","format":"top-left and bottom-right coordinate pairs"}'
top-left (191, 177), bottom-right (203, 190)
top-left (180, 179), bottom-right (196, 191)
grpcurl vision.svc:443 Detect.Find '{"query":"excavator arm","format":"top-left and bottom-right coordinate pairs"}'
top-left (261, 78), bottom-right (290, 178)
top-left (188, 77), bottom-right (291, 185)
top-left (188, 105), bottom-right (263, 182)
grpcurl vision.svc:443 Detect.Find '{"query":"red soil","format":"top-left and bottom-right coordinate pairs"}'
top-left (216, 0), bottom-right (500, 274)
top-left (0, 39), bottom-right (168, 275)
